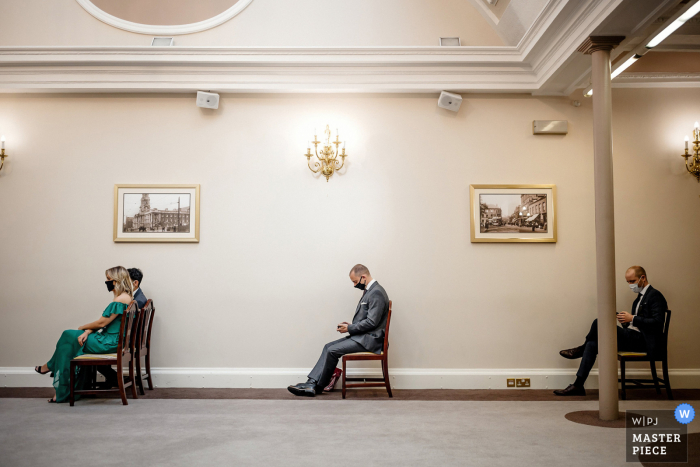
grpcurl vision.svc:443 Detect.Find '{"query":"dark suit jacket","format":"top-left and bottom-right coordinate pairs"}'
top-left (624, 285), bottom-right (667, 358)
top-left (134, 288), bottom-right (148, 310)
top-left (347, 282), bottom-right (390, 354)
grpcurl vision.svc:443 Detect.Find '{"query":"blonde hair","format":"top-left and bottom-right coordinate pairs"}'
top-left (105, 266), bottom-right (134, 298)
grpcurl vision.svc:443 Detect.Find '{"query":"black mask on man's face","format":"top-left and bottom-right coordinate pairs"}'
top-left (105, 280), bottom-right (115, 292)
top-left (354, 276), bottom-right (366, 291)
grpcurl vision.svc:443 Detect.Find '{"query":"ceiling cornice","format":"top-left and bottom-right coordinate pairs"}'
top-left (0, 0), bottom-right (681, 95)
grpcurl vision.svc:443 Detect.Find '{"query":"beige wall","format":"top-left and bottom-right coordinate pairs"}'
top-left (0, 89), bottom-right (698, 377)
top-left (0, 0), bottom-right (504, 47)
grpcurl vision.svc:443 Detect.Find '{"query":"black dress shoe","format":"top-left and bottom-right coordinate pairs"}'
top-left (287, 383), bottom-right (318, 397)
top-left (553, 384), bottom-right (586, 396)
top-left (559, 345), bottom-right (585, 360)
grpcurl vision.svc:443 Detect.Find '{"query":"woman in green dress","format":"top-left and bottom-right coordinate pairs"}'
top-left (35, 266), bottom-right (134, 403)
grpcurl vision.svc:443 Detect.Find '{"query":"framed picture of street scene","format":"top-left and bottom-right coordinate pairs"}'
top-left (469, 184), bottom-right (556, 243)
top-left (114, 184), bottom-right (200, 243)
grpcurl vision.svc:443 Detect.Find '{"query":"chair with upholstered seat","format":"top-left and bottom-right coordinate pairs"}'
top-left (618, 309), bottom-right (672, 400)
top-left (69, 301), bottom-right (140, 406)
top-left (135, 299), bottom-right (155, 395)
top-left (341, 300), bottom-right (393, 399)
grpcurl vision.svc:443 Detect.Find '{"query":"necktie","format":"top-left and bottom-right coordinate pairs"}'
top-left (632, 295), bottom-right (641, 316)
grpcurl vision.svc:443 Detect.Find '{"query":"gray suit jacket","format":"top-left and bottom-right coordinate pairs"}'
top-left (134, 288), bottom-right (148, 310)
top-left (347, 282), bottom-right (390, 354)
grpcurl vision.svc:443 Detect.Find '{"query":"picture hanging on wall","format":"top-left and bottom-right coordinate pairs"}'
top-left (114, 184), bottom-right (200, 243)
top-left (469, 184), bottom-right (556, 243)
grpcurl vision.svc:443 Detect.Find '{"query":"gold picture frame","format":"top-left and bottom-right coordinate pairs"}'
top-left (469, 184), bottom-right (556, 243)
top-left (114, 184), bottom-right (200, 243)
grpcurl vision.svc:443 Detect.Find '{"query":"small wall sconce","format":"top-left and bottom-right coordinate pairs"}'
top-left (0, 136), bottom-right (7, 174)
top-left (305, 125), bottom-right (347, 182)
top-left (682, 122), bottom-right (700, 182)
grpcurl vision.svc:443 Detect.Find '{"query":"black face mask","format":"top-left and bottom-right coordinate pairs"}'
top-left (354, 277), bottom-right (366, 291)
top-left (105, 280), bottom-right (115, 292)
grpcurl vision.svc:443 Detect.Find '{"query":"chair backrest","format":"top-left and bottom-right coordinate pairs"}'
top-left (382, 300), bottom-right (392, 355)
top-left (117, 301), bottom-right (139, 359)
top-left (138, 299), bottom-right (155, 351)
top-left (663, 309), bottom-right (672, 338)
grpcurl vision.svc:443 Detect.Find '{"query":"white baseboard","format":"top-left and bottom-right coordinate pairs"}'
top-left (3, 367), bottom-right (699, 390)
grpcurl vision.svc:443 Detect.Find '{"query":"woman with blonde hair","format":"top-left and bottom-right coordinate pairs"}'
top-left (35, 266), bottom-right (133, 403)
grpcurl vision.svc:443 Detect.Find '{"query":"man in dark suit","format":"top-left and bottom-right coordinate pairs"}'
top-left (288, 264), bottom-right (390, 397)
top-left (128, 268), bottom-right (148, 310)
top-left (554, 265), bottom-right (667, 396)
top-left (97, 267), bottom-right (148, 388)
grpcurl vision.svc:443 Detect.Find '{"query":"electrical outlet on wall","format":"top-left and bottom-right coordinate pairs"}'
top-left (507, 378), bottom-right (515, 388)
top-left (516, 378), bottom-right (531, 388)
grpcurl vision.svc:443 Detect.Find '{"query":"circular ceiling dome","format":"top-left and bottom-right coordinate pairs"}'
top-left (76, 0), bottom-right (253, 35)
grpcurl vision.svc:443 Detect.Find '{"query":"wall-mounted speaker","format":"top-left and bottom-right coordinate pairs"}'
top-left (437, 91), bottom-right (463, 112)
top-left (196, 91), bottom-right (220, 110)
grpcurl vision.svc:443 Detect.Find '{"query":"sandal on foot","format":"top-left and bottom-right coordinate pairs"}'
top-left (35, 366), bottom-right (50, 375)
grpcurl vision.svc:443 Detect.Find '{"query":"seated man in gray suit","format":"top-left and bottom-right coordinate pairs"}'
top-left (288, 264), bottom-right (390, 397)
top-left (128, 267), bottom-right (148, 310)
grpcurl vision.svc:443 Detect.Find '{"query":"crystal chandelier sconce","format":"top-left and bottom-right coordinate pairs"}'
top-left (305, 125), bottom-right (347, 182)
top-left (682, 122), bottom-right (700, 182)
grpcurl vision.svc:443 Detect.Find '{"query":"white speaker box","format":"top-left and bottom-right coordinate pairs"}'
top-left (196, 91), bottom-right (220, 109)
top-left (437, 91), bottom-right (462, 112)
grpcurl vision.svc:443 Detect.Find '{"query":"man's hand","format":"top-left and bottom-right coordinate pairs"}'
top-left (617, 311), bottom-right (634, 324)
top-left (337, 322), bottom-right (350, 333)
top-left (77, 330), bottom-right (92, 346)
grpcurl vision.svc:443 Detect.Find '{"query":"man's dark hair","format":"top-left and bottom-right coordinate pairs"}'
top-left (128, 268), bottom-right (143, 285)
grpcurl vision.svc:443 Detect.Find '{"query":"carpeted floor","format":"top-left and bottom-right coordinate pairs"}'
top-left (2, 387), bottom-right (699, 401)
top-left (0, 396), bottom-right (697, 467)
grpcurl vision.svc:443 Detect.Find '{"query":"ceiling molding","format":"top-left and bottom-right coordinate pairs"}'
top-left (0, 0), bottom-right (682, 95)
top-left (75, 0), bottom-right (254, 36)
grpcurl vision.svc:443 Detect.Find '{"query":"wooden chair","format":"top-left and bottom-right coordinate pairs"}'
top-left (69, 301), bottom-right (140, 406)
top-left (618, 309), bottom-right (673, 400)
top-left (136, 299), bottom-right (155, 395)
top-left (341, 300), bottom-right (393, 399)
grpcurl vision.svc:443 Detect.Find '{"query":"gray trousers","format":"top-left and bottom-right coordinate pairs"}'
top-left (308, 337), bottom-right (367, 387)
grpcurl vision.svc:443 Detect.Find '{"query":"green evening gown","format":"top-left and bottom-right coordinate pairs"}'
top-left (46, 301), bottom-right (127, 403)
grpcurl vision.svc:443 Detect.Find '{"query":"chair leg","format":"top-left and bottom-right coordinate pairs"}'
top-left (129, 359), bottom-right (138, 399)
top-left (620, 359), bottom-right (626, 401)
top-left (649, 360), bottom-right (661, 395)
top-left (117, 364), bottom-right (128, 406)
top-left (341, 358), bottom-right (346, 400)
top-left (136, 355), bottom-right (145, 396)
top-left (145, 351), bottom-right (154, 390)
top-left (382, 358), bottom-right (393, 398)
top-left (662, 359), bottom-right (673, 400)
top-left (69, 362), bottom-right (76, 406)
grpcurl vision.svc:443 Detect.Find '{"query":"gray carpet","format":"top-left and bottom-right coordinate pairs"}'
top-left (0, 399), bottom-right (696, 467)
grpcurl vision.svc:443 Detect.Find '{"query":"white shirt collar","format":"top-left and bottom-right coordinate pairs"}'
top-left (640, 284), bottom-right (650, 296)
top-left (365, 279), bottom-right (376, 291)
top-left (133, 287), bottom-right (140, 296)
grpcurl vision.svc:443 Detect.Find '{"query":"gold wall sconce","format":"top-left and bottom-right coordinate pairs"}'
top-left (682, 122), bottom-right (700, 182)
top-left (0, 136), bottom-right (7, 174)
top-left (305, 125), bottom-right (347, 182)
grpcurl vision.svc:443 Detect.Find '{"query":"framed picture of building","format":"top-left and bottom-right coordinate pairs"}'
top-left (469, 184), bottom-right (556, 243)
top-left (114, 184), bottom-right (200, 243)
